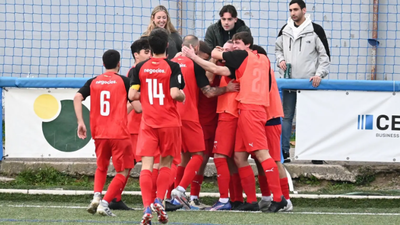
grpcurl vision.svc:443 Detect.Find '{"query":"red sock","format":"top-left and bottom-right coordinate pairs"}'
top-left (140, 170), bottom-right (153, 207)
top-left (280, 177), bottom-right (290, 200)
top-left (156, 167), bottom-right (172, 200)
top-left (238, 166), bottom-right (257, 203)
top-left (151, 168), bottom-right (159, 202)
top-left (261, 158), bottom-right (283, 202)
top-left (115, 169), bottom-right (131, 201)
top-left (214, 158), bottom-right (230, 198)
top-left (94, 168), bottom-right (107, 193)
top-left (178, 154), bottom-right (203, 189)
top-left (190, 174), bottom-right (204, 197)
top-left (175, 166), bottom-right (185, 188)
top-left (167, 164), bottom-right (177, 199)
top-left (231, 173), bottom-right (243, 202)
top-left (103, 174), bottom-right (126, 203)
top-left (258, 174), bottom-right (271, 197)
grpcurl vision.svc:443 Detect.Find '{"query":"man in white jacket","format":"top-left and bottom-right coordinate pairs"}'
top-left (275, 0), bottom-right (330, 161)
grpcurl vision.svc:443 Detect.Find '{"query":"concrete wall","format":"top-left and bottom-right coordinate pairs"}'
top-left (1, 0), bottom-right (399, 80)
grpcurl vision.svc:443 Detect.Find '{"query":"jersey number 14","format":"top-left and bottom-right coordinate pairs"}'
top-left (146, 79), bottom-right (165, 105)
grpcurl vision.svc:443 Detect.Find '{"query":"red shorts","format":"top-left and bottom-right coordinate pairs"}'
top-left (137, 123), bottom-right (181, 162)
top-left (130, 134), bottom-right (142, 163)
top-left (201, 123), bottom-right (217, 156)
top-left (265, 125), bottom-right (282, 161)
top-left (213, 113), bottom-right (238, 157)
top-left (95, 139), bottom-right (134, 172)
top-left (235, 110), bottom-right (268, 153)
top-left (181, 120), bottom-right (205, 153)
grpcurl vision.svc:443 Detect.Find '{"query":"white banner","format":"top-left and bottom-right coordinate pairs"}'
top-left (5, 88), bottom-right (95, 158)
top-left (296, 90), bottom-right (400, 162)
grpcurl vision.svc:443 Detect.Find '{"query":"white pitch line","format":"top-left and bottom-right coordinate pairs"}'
top-left (1, 204), bottom-right (400, 216)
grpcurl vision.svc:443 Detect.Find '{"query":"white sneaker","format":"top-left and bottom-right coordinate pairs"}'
top-left (171, 188), bottom-right (190, 209)
top-left (97, 203), bottom-right (116, 216)
top-left (279, 199), bottom-right (293, 212)
top-left (86, 196), bottom-right (101, 215)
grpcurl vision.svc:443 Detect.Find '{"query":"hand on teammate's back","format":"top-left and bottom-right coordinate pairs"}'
top-left (226, 79), bottom-right (239, 92)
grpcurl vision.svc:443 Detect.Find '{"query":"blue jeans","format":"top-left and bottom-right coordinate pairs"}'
top-left (281, 90), bottom-right (297, 155)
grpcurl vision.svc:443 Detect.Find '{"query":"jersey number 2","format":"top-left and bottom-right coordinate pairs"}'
top-left (146, 79), bottom-right (165, 105)
top-left (100, 90), bottom-right (110, 116)
top-left (252, 68), bottom-right (261, 93)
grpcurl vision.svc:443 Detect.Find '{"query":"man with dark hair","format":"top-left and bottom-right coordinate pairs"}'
top-left (170, 34), bottom-right (238, 210)
top-left (129, 27), bottom-right (185, 225)
top-left (198, 41), bottom-right (212, 60)
top-left (204, 5), bottom-right (251, 49)
top-left (74, 50), bottom-right (134, 217)
top-left (275, 0), bottom-right (330, 162)
top-left (108, 38), bottom-right (152, 211)
top-left (211, 31), bottom-right (288, 212)
top-left (130, 38), bottom-right (151, 63)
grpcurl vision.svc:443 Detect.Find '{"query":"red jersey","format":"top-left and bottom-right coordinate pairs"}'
top-left (126, 66), bottom-right (142, 134)
top-left (130, 57), bottom-right (185, 128)
top-left (198, 76), bottom-right (220, 125)
top-left (171, 56), bottom-right (209, 122)
top-left (78, 71), bottom-right (131, 139)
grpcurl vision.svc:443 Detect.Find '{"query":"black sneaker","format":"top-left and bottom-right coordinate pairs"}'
top-left (108, 198), bottom-right (134, 210)
top-left (234, 201), bottom-right (259, 211)
top-left (165, 200), bottom-right (183, 212)
top-left (230, 201), bottom-right (244, 210)
top-left (264, 195), bottom-right (288, 213)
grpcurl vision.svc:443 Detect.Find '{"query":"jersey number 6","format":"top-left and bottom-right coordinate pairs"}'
top-left (100, 90), bottom-right (110, 116)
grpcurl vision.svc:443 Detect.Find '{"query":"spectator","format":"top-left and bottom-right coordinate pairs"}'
top-left (204, 5), bottom-right (251, 49)
top-left (275, 0), bottom-right (330, 161)
top-left (143, 5), bottom-right (183, 59)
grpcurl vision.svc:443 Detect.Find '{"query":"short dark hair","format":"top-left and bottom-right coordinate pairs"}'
top-left (199, 41), bottom-right (211, 55)
top-left (232, 31), bottom-right (253, 48)
top-left (130, 37), bottom-right (150, 58)
top-left (289, 0), bottom-right (306, 9)
top-left (102, 49), bottom-right (120, 69)
top-left (252, 45), bottom-right (267, 56)
top-left (219, 5), bottom-right (237, 18)
top-left (148, 28), bottom-right (169, 54)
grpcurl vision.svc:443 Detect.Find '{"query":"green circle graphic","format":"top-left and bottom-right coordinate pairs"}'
top-left (42, 100), bottom-right (91, 152)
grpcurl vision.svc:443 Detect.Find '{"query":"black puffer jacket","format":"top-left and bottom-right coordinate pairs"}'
top-left (204, 19), bottom-right (251, 49)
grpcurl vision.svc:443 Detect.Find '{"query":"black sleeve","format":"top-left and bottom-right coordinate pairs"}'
top-left (77, 78), bottom-right (95, 100)
top-left (193, 61), bottom-right (210, 88)
top-left (313, 23), bottom-right (331, 60)
top-left (167, 60), bottom-right (185, 89)
top-left (277, 24), bottom-right (287, 37)
top-left (222, 50), bottom-right (248, 70)
top-left (130, 61), bottom-right (146, 86)
top-left (228, 68), bottom-right (236, 80)
top-left (119, 75), bottom-right (131, 102)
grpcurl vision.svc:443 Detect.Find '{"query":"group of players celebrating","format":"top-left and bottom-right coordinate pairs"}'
top-left (74, 26), bottom-right (292, 225)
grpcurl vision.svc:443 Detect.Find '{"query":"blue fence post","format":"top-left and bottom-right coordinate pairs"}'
top-left (1, 88), bottom-right (3, 161)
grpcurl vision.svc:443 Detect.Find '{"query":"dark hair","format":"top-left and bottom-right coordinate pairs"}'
top-left (199, 41), bottom-right (211, 55)
top-left (130, 38), bottom-right (150, 58)
top-left (252, 45), bottom-right (267, 56)
top-left (289, 0), bottom-right (306, 9)
top-left (219, 5), bottom-right (237, 18)
top-left (148, 28), bottom-right (169, 54)
top-left (232, 31), bottom-right (253, 48)
top-left (226, 39), bottom-right (233, 44)
top-left (102, 49), bottom-right (120, 69)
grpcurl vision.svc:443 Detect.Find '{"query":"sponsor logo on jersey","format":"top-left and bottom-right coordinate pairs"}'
top-left (95, 80), bottom-right (117, 85)
top-left (143, 68), bottom-right (166, 74)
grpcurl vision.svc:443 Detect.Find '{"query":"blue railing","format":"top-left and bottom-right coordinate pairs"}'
top-left (1, 78), bottom-right (400, 161)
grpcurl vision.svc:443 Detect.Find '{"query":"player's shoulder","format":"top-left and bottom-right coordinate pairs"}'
top-left (135, 59), bottom-right (151, 70)
top-left (164, 58), bottom-right (181, 70)
top-left (115, 73), bottom-right (130, 83)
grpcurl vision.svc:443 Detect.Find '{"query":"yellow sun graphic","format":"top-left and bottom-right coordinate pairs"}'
top-left (33, 94), bottom-right (61, 122)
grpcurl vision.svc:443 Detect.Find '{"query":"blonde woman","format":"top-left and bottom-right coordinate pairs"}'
top-left (143, 5), bottom-right (182, 59)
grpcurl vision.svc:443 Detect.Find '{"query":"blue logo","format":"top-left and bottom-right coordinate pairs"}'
top-left (357, 115), bottom-right (373, 130)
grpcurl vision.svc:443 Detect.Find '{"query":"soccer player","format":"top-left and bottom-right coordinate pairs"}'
top-left (182, 40), bottom-right (244, 211)
top-left (108, 38), bottom-right (151, 211)
top-left (211, 31), bottom-right (288, 212)
top-left (129, 28), bottom-right (185, 225)
top-left (251, 44), bottom-right (293, 212)
top-left (170, 35), bottom-right (239, 209)
top-left (74, 49), bottom-right (134, 216)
